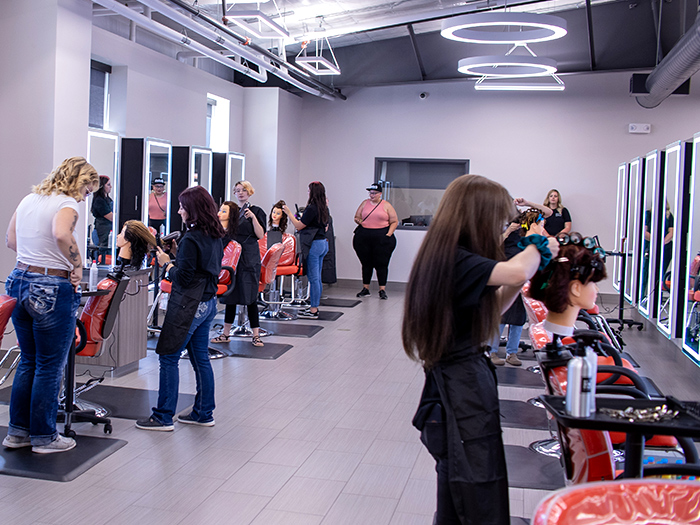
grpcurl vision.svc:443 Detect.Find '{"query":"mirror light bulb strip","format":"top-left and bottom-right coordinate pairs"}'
top-left (442, 12), bottom-right (567, 44)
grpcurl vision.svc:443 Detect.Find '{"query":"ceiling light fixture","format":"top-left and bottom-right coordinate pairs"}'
top-left (474, 75), bottom-right (565, 91)
top-left (441, 12), bottom-right (567, 44)
top-left (458, 55), bottom-right (557, 77)
top-left (225, 10), bottom-right (290, 39)
top-left (295, 36), bottom-right (341, 75)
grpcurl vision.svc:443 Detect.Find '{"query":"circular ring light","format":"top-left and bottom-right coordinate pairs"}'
top-left (442, 13), bottom-right (567, 44)
top-left (458, 55), bottom-right (558, 78)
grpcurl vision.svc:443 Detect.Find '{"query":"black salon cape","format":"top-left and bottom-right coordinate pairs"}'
top-left (223, 204), bottom-right (266, 306)
top-left (155, 229), bottom-right (223, 356)
top-left (413, 248), bottom-right (510, 525)
top-left (501, 230), bottom-right (526, 326)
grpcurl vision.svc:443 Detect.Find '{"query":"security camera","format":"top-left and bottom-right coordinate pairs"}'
top-left (419, 92), bottom-right (428, 100)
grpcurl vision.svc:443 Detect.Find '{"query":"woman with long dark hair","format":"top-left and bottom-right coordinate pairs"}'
top-left (403, 175), bottom-right (558, 524)
top-left (209, 181), bottom-right (266, 347)
top-left (283, 181), bottom-right (329, 319)
top-left (136, 185), bottom-right (224, 430)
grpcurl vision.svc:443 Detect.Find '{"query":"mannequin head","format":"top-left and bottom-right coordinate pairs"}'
top-left (116, 220), bottom-right (157, 268)
top-left (517, 208), bottom-right (546, 237)
top-left (269, 200), bottom-right (288, 231)
top-left (529, 237), bottom-right (606, 319)
top-left (219, 200), bottom-right (240, 239)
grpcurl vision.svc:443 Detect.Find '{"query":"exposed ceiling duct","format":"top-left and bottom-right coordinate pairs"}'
top-left (637, 12), bottom-right (700, 109)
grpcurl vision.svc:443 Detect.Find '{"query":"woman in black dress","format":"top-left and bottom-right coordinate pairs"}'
top-left (210, 181), bottom-right (266, 347)
top-left (403, 175), bottom-right (558, 525)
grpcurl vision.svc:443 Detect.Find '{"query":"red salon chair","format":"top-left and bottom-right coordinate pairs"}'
top-left (0, 295), bottom-right (19, 387)
top-left (532, 479), bottom-right (700, 525)
top-left (259, 233), bottom-right (298, 320)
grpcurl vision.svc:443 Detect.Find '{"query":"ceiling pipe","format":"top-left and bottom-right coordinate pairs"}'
top-left (637, 12), bottom-right (700, 108)
top-left (92, 0), bottom-right (268, 82)
top-left (156, 0), bottom-right (344, 100)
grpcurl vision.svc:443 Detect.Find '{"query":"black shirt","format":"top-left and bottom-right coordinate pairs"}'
top-left (449, 247), bottom-right (498, 359)
top-left (91, 194), bottom-right (113, 226)
top-left (169, 229), bottom-right (223, 301)
top-left (300, 203), bottom-right (327, 240)
top-left (544, 207), bottom-right (571, 236)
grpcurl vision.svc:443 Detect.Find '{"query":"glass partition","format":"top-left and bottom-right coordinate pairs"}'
top-left (143, 139), bottom-right (172, 235)
top-left (86, 129), bottom-right (119, 266)
top-left (624, 157), bottom-right (643, 303)
top-left (612, 163), bottom-right (628, 292)
top-left (683, 133), bottom-right (700, 360)
top-left (656, 141), bottom-right (685, 337)
top-left (638, 150), bottom-right (662, 319)
top-left (190, 147), bottom-right (212, 191)
top-left (227, 152), bottom-right (245, 200)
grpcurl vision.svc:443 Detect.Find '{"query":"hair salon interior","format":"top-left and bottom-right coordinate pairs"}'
top-left (2, 0), bottom-right (700, 522)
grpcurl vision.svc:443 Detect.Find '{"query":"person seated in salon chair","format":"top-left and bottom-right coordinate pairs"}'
top-left (115, 220), bottom-right (157, 270)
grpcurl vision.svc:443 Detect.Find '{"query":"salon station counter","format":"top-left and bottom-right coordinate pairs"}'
top-left (75, 268), bottom-right (150, 376)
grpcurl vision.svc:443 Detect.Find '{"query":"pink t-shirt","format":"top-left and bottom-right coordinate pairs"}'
top-left (360, 200), bottom-right (390, 229)
top-left (149, 192), bottom-right (167, 220)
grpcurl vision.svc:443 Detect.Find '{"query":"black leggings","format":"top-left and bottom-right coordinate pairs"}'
top-left (352, 226), bottom-right (397, 286)
top-left (223, 303), bottom-right (259, 329)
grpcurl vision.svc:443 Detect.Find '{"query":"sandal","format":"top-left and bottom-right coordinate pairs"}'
top-left (252, 335), bottom-right (264, 347)
top-left (210, 333), bottom-right (231, 344)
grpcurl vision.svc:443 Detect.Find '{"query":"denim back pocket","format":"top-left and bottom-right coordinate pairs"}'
top-left (28, 282), bottom-right (59, 315)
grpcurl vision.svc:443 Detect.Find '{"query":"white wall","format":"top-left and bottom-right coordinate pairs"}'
top-left (297, 73), bottom-right (700, 292)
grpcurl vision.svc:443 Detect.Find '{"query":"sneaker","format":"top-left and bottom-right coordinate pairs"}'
top-left (378, 290), bottom-right (388, 300)
top-left (135, 416), bottom-right (174, 431)
top-left (3, 434), bottom-right (31, 449)
top-left (298, 309), bottom-right (319, 319)
top-left (177, 413), bottom-right (215, 427)
top-left (32, 434), bottom-right (76, 454)
top-left (356, 288), bottom-right (370, 297)
top-left (505, 354), bottom-right (522, 366)
top-left (490, 353), bottom-right (505, 366)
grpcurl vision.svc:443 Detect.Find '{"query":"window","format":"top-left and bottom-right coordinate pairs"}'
top-left (89, 60), bottom-right (111, 129)
top-left (374, 157), bottom-right (469, 229)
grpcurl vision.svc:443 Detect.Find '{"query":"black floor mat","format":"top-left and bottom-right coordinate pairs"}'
top-left (259, 322), bottom-right (323, 338)
top-left (496, 367), bottom-right (545, 389)
top-left (511, 518), bottom-right (530, 525)
top-left (320, 298), bottom-right (361, 308)
top-left (207, 338), bottom-right (293, 360)
top-left (500, 400), bottom-right (549, 430)
top-left (505, 445), bottom-right (565, 490)
top-left (275, 309), bottom-right (343, 321)
top-left (0, 426), bottom-right (126, 482)
top-left (621, 351), bottom-right (640, 367)
top-left (0, 385), bottom-right (196, 421)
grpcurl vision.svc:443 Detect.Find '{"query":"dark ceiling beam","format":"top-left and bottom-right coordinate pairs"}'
top-left (407, 24), bottom-right (427, 81)
top-left (584, 0), bottom-right (597, 70)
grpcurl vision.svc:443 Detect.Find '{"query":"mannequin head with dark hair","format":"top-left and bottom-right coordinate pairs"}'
top-left (529, 238), bottom-right (607, 327)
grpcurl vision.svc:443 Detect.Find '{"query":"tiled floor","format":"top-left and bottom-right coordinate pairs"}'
top-left (0, 284), bottom-right (697, 524)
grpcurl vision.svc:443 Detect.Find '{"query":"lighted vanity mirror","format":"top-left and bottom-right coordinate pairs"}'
top-left (656, 141), bottom-right (686, 337)
top-left (683, 133), bottom-right (700, 360)
top-left (612, 163), bottom-right (628, 292)
top-left (86, 128), bottom-right (119, 267)
top-left (638, 150), bottom-right (661, 319)
top-left (190, 147), bottom-right (212, 191)
top-left (226, 152), bottom-right (245, 201)
top-left (143, 139), bottom-right (172, 236)
top-left (624, 157), bottom-right (643, 303)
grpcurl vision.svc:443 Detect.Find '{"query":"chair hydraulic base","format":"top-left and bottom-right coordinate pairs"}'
top-left (231, 305), bottom-right (273, 337)
top-left (529, 438), bottom-right (561, 458)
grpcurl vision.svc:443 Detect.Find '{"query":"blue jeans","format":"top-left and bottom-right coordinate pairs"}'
top-left (152, 297), bottom-right (217, 425)
top-left (5, 268), bottom-right (80, 445)
top-left (307, 239), bottom-right (328, 308)
top-left (489, 324), bottom-right (523, 356)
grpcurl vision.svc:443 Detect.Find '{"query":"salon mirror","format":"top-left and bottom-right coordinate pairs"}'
top-left (683, 133), bottom-right (700, 359)
top-left (656, 141), bottom-right (684, 337)
top-left (638, 150), bottom-right (661, 319)
top-left (624, 158), bottom-right (643, 303)
top-left (144, 139), bottom-right (172, 236)
top-left (86, 129), bottom-right (119, 267)
top-left (227, 152), bottom-right (245, 201)
top-left (612, 163), bottom-right (628, 292)
top-left (190, 147), bottom-right (212, 191)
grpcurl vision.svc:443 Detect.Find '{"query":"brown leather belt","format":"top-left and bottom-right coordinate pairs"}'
top-left (16, 262), bottom-right (71, 279)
